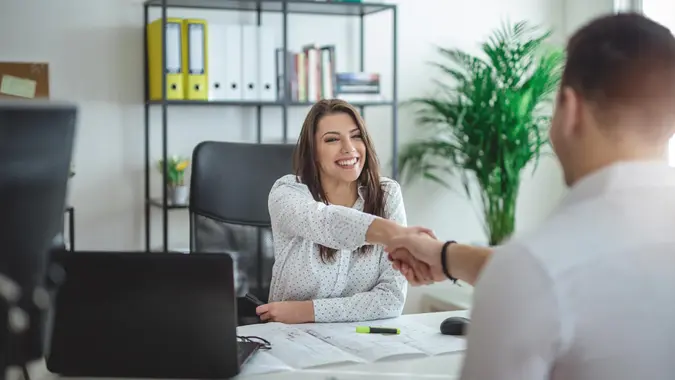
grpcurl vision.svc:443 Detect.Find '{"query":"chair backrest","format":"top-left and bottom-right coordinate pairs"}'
top-left (189, 141), bottom-right (295, 301)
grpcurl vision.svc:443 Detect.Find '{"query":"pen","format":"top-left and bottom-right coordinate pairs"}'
top-left (356, 326), bottom-right (400, 335)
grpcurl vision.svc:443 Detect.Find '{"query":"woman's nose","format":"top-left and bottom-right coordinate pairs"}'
top-left (341, 142), bottom-right (356, 153)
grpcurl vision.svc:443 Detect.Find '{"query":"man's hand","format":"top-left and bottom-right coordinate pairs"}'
top-left (256, 301), bottom-right (315, 324)
top-left (385, 233), bottom-right (447, 285)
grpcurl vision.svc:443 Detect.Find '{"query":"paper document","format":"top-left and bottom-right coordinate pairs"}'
top-left (0, 75), bottom-right (37, 98)
top-left (246, 323), bottom-right (363, 368)
top-left (237, 317), bottom-right (466, 372)
top-left (298, 319), bottom-right (466, 362)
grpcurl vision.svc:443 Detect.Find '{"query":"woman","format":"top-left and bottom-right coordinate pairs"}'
top-left (256, 99), bottom-right (430, 324)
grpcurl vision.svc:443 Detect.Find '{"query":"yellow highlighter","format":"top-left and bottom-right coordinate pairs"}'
top-left (356, 326), bottom-right (401, 335)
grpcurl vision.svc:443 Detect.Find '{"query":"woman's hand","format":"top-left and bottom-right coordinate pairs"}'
top-left (256, 301), bottom-right (315, 324)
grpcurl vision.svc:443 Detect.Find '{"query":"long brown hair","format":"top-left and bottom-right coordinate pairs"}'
top-left (293, 99), bottom-right (386, 262)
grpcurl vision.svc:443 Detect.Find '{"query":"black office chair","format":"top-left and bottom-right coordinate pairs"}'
top-left (189, 141), bottom-right (295, 325)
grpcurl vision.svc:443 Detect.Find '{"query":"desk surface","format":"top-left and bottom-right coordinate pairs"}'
top-left (37, 310), bottom-right (468, 380)
top-left (238, 310), bottom-right (468, 379)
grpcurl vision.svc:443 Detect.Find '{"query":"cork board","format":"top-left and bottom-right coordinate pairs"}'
top-left (0, 62), bottom-right (50, 99)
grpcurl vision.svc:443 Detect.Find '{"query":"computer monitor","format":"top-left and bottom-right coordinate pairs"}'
top-left (0, 100), bottom-right (76, 371)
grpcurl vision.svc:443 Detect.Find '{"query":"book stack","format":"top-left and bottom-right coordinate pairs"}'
top-left (277, 44), bottom-right (382, 103)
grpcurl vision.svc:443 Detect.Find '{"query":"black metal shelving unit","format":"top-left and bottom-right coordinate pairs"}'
top-left (143, 0), bottom-right (399, 252)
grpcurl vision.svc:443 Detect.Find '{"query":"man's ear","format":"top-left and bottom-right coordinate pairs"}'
top-left (559, 86), bottom-right (581, 138)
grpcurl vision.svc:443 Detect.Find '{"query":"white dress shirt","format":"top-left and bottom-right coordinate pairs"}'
top-left (461, 161), bottom-right (675, 380)
top-left (267, 174), bottom-right (408, 323)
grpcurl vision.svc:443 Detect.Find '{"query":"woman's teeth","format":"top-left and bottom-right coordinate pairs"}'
top-left (337, 158), bottom-right (358, 167)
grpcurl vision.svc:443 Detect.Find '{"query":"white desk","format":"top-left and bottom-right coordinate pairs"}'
top-left (235, 310), bottom-right (469, 380)
top-left (33, 311), bottom-right (468, 380)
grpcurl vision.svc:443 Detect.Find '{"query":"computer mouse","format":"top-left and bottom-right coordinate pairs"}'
top-left (440, 316), bottom-right (470, 336)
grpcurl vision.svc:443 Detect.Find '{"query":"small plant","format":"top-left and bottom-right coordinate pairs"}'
top-left (157, 155), bottom-right (190, 187)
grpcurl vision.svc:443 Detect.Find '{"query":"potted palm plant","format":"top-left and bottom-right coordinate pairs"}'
top-left (399, 21), bottom-right (564, 245)
top-left (157, 155), bottom-right (190, 205)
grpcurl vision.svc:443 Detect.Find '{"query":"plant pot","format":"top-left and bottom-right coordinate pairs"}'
top-left (168, 185), bottom-right (189, 206)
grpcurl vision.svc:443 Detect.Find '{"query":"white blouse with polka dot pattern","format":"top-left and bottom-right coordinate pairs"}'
top-left (267, 174), bottom-right (408, 323)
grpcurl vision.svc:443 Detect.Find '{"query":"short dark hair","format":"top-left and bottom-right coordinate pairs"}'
top-left (563, 13), bottom-right (675, 133)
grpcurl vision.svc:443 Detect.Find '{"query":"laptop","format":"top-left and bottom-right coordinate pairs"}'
top-left (45, 251), bottom-right (261, 379)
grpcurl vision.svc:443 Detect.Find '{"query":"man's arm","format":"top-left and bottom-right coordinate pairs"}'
top-left (444, 243), bottom-right (493, 286)
top-left (460, 243), bottom-right (562, 380)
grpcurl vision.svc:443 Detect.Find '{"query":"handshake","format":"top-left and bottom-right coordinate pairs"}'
top-left (383, 226), bottom-right (450, 286)
top-left (384, 226), bottom-right (486, 287)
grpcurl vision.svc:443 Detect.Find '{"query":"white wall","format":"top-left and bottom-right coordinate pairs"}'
top-left (1, 0), bottom-right (608, 313)
top-left (565, 0), bottom-right (616, 33)
top-left (641, 1), bottom-right (675, 167)
top-left (643, 0), bottom-right (675, 26)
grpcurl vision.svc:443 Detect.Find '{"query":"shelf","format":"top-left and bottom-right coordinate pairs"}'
top-left (149, 198), bottom-right (189, 210)
top-left (143, 0), bottom-right (395, 16)
top-left (143, 0), bottom-right (399, 253)
top-left (146, 100), bottom-right (395, 107)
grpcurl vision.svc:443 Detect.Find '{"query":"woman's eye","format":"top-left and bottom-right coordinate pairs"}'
top-left (325, 138), bottom-right (338, 143)
top-left (352, 134), bottom-right (362, 139)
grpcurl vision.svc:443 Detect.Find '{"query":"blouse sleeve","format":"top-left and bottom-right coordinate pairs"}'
top-left (268, 175), bottom-right (377, 252)
top-left (312, 180), bottom-right (409, 322)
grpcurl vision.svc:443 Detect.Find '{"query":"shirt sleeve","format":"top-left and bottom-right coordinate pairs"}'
top-left (312, 180), bottom-right (408, 322)
top-left (459, 243), bottom-right (562, 380)
top-left (268, 176), bottom-right (377, 252)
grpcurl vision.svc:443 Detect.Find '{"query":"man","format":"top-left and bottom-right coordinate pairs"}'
top-left (387, 13), bottom-right (675, 380)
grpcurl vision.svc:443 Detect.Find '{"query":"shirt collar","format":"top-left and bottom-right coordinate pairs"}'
top-left (353, 184), bottom-right (366, 209)
top-left (357, 183), bottom-right (366, 198)
top-left (560, 160), bottom-right (675, 208)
